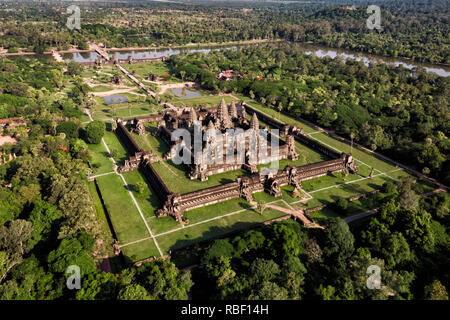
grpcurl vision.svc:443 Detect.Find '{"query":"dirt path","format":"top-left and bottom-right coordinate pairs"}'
top-left (344, 187), bottom-right (446, 224)
top-left (91, 87), bottom-right (145, 97)
top-left (158, 82), bottom-right (199, 95)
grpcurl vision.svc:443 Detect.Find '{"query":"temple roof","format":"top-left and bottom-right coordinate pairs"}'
top-left (250, 112), bottom-right (259, 130)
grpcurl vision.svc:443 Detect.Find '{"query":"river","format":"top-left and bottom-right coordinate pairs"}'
top-left (106, 42), bottom-right (450, 77)
top-left (8, 42), bottom-right (450, 77)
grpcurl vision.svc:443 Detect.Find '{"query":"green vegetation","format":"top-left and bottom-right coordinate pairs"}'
top-left (2, 1), bottom-right (448, 63)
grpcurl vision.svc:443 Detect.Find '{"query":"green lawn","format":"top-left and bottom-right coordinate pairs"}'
top-left (91, 93), bottom-right (162, 121)
top-left (87, 142), bottom-right (114, 175)
top-left (152, 160), bottom-right (251, 194)
top-left (102, 130), bottom-right (129, 165)
top-left (124, 61), bottom-right (174, 82)
top-left (156, 203), bottom-right (288, 254)
top-left (121, 170), bottom-right (161, 220)
top-left (95, 174), bottom-right (150, 244)
top-left (235, 94), bottom-right (318, 134)
top-left (121, 238), bottom-right (160, 262)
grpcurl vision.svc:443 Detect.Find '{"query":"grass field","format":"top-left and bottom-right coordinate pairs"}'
top-left (124, 61), bottom-right (176, 82)
top-left (90, 92), bottom-right (162, 121)
top-left (96, 173), bottom-right (150, 244)
top-left (162, 94), bottom-right (236, 108)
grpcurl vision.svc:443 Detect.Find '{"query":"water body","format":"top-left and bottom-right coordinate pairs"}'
top-left (61, 51), bottom-right (99, 63)
top-left (296, 43), bottom-right (450, 77)
top-left (171, 88), bottom-right (202, 98)
top-left (10, 42), bottom-right (446, 77)
top-left (103, 95), bottom-right (129, 105)
top-left (108, 45), bottom-right (242, 60)
top-left (108, 42), bottom-right (449, 77)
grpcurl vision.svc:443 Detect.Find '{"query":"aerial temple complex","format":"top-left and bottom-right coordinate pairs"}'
top-left (113, 99), bottom-right (358, 223)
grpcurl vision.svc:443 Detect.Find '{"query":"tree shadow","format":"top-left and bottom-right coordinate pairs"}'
top-left (239, 201), bottom-right (254, 210)
top-left (169, 222), bottom-right (259, 253)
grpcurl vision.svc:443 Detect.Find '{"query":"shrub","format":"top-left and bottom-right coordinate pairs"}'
top-left (56, 121), bottom-right (79, 139)
top-left (335, 198), bottom-right (348, 214)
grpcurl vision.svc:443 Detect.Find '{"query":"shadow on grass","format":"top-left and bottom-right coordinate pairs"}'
top-left (169, 222), bottom-right (258, 253)
top-left (134, 172), bottom-right (163, 209)
top-left (239, 201), bottom-right (253, 210)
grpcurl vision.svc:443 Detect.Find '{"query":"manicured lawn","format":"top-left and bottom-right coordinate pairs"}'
top-left (235, 94), bottom-right (318, 133)
top-left (304, 174), bottom-right (394, 208)
top-left (308, 132), bottom-right (398, 173)
top-left (302, 172), bottom-right (363, 193)
top-left (87, 142), bottom-right (114, 175)
top-left (121, 238), bottom-right (160, 262)
top-left (124, 61), bottom-right (173, 81)
top-left (121, 170), bottom-right (161, 220)
top-left (152, 160), bottom-right (251, 194)
top-left (91, 85), bottom-right (117, 92)
top-left (147, 215), bottom-right (181, 235)
top-left (102, 130), bottom-right (129, 165)
top-left (96, 174), bottom-right (150, 244)
top-left (184, 198), bottom-right (253, 225)
top-left (91, 94), bottom-right (161, 121)
top-left (156, 204), bottom-right (288, 254)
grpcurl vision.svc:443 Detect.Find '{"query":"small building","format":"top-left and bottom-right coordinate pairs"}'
top-left (0, 117), bottom-right (27, 129)
top-left (217, 70), bottom-right (234, 81)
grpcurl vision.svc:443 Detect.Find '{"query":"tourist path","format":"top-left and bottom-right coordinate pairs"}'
top-left (117, 64), bottom-right (157, 97)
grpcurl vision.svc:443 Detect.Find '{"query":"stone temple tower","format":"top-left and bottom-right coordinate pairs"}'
top-left (188, 108), bottom-right (197, 127)
top-left (216, 98), bottom-right (232, 130)
top-left (229, 101), bottom-right (238, 119)
top-left (250, 112), bottom-right (259, 130)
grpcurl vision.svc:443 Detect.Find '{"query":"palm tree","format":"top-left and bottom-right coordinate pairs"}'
top-left (277, 102), bottom-right (283, 119)
top-left (350, 132), bottom-right (355, 154)
top-left (180, 70), bottom-right (186, 82)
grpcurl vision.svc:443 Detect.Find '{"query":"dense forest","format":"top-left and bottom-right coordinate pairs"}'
top-left (0, 56), bottom-right (193, 299)
top-left (186, 178), bottom-right (449, 300)
top-left (168, 43), bottom-right (450, 186)
top-left (0, 0), bottom-right (448, 63)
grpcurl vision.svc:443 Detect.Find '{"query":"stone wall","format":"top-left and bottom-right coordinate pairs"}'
top-left (115, 121), bottom-right (143, 154)
top-left (140, 160), bottom-right (173, 203)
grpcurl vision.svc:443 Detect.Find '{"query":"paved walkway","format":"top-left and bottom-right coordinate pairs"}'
top-left (266, 203), bottom-right (324, 229)
top-left (344, 208), bottom-right (379, 224)
top-left (117, 64), bottom-right (157, 97)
